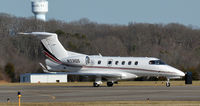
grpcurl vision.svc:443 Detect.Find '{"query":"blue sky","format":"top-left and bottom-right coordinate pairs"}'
top-left (0, 0), bottom-right (200, 26)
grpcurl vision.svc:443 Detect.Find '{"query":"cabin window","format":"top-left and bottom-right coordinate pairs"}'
top-left (128, 61), bottom-right (132, 65)
top-left (115, 61), bottom-right (119, 65)
top-left (98, 60), bottom-right (101, 64)
top-left (122, 61), bottom-right (125, 65)
top-left (108, 61), bottom-right (112, 65)
top-left (135, 61), bottom-right (138, 65)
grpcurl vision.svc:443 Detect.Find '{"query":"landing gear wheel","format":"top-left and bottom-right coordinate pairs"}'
top-left (166, 78), bottom-right (170, 87)
top-left (166, 82), bottom-right (170, 87)
top-left (93, 82), bottom-right (100, 87)
top-left (114, 81), bottom-right (118, 84)
top-left (107, 82), bottom-right (114, 87)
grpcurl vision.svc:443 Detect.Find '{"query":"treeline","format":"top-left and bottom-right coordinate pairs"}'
top-left (0, 13), bottom-right (200, 81)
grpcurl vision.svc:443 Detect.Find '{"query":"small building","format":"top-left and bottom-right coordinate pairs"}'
top-left (20, 73), bottom-right (68, 83)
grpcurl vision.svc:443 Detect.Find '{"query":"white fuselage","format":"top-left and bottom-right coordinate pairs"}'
top-left (47, 55), bottom-right (185, 80)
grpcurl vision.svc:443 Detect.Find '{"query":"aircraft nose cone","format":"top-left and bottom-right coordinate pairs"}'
top-left (180, 71), bottom-right (185, 77)
top-left (168, 65), bottom-right (185, 77)
top-left (177, 70), bottom-right (185, 77)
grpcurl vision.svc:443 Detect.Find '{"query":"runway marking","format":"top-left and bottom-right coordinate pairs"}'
top-left (30, 91), bottom-right (56, 100)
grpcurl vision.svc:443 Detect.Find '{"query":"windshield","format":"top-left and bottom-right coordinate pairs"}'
top-left (149, 60), bottom-right (166, 65)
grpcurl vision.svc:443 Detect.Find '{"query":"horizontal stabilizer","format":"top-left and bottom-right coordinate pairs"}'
top-left (18, 32), bottom-right (56, 37)
top-left (39, 63), bottom-right (57, 74)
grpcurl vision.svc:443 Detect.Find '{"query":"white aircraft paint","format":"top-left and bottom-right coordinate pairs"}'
top-left (20, 32), bottom-right (185, 87)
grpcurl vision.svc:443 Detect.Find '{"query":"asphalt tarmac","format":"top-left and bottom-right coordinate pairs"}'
top-left (0, 85), bottom-right (200, 102)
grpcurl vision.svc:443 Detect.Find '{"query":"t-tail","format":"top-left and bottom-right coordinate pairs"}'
top-left (19, 32), bottom-right (69, 63)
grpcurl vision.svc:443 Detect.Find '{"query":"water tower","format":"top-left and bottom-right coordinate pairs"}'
top-left (31, 0), bottom-right (48, 21)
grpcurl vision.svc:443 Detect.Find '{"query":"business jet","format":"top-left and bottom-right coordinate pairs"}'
top-left (20, 32), bottom-right (185, 87)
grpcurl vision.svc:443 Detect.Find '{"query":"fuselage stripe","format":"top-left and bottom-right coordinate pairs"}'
top-left (82, 66), bottom-right (174, 74)
top-left (41, 42), bottom-right (62, 64)
top-left (44, 51), bottom-right (62, 64)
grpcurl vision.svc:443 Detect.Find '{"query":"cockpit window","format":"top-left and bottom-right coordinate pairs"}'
top-left (149, 60), bottom-right (166, 65)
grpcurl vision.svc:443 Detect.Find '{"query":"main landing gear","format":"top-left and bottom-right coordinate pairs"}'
top-left (93, 77), bottom-right (102, 87)
top-left (93, 77), bottom-right (118, 87)
top-left (166, 78), bottom-right (170, 87)
top-left (93, 82), bottom-right (100, 87)
top-left (107, 82), bottom-right (114, 87)
top-left (93, 77), bottom-right (117, 87)
top-left (106, 81), bottom-right (118, 87)
top-left (93, 81), bottom-right (115, 87)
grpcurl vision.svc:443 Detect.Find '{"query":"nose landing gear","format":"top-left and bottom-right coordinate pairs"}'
top-left (166, 78), bottom-right (170, 87)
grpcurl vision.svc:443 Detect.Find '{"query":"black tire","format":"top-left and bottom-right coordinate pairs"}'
top-left (93, 82), bottom-right (100, 87)
top-left (107, 82), bottom-right (114, 87)
top-left (114, 81), bottom-right (118, 84)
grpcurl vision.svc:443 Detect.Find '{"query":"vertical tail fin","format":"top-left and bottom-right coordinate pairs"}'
top-left (19, 32), bottom-right (68, 61)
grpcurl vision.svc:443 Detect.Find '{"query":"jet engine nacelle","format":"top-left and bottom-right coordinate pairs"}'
top-left (120, 73), bottom-right (138, 80)
top-left (61, 55), bottom-right (90, 66)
